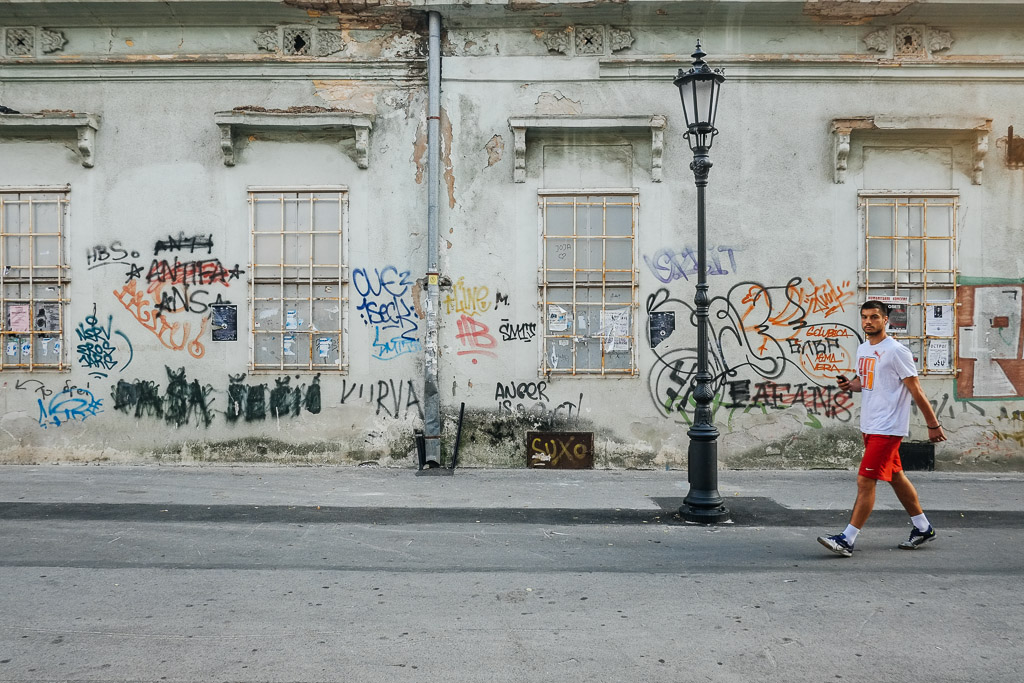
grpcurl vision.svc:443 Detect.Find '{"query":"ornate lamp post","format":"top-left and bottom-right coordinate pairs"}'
top-left (674, 42), bottom-right (729, 523)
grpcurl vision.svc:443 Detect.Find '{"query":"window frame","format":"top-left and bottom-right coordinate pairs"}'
top-left (537, 188), bottom-right (639, 377)
top-left (247, 186), bottom-right (349, 374)
top-left (858, 190), bottom-right (959, 376)
top-left (0, 186), bottom-right (70, 373)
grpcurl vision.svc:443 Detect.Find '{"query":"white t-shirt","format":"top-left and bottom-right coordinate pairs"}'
top-left (856, 335), bottom-right (918, 436)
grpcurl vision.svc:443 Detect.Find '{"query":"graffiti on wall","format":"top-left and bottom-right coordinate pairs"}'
top-left (643, 245), bottom-right (740, 284)
top-left (113, 367), bottom-right (320, 428)
top-left (957, 283), bottom-right (1024, 399)
top-left (443, 277), bottom-right (491, 317)
top-left (113, 366), bottom-right (215, 428)
top-left (495, 380), bottom-right (584, 425)
top-left (647, 278), bottom-right (861, 425)
top-left (17, 379), bottom-right (105, 428)
top-left (226, 374), bottom-right (322, 422)
top-left (455, 314), bottom-right (497, 362)
top-left (340, 378), bottom-right (423, 420)
top-left (101, 233), bottom-right (242, 359)
top-left (75, 305), bottom-right (134, 378)
top-left (114, 279), bottom-right (210, 359)
top-left (353, 266), bottom-right (421, 361)
top-left (498, 319), bottom-right (537, 343)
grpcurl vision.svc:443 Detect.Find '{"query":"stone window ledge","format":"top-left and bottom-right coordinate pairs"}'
top-left (0, 112), bottom-right (100, 167)
top-left (214, 110), bottom-right (375, 168)
top-left (508, 115), bottom-right (667, 183)
top-left (832, 115), bottom-right (992, 185)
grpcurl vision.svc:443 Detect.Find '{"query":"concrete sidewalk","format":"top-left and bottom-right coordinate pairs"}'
top-left (1, 465), bottom-right (1021, 525)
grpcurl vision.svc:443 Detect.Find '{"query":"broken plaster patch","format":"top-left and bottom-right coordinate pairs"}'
top-left (802, 1), bottom-right (914, 25)
top-left (312, 80), bottom-right (376, 114)
top-left (535, 91), bottom-right (582, 115)
top-left (485, 134), bottom-right (504, 168)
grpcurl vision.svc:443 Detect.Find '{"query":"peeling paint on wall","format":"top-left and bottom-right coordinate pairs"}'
top-left (441, 107), bottom-right (456, 209)
top-left (412, 117), bottom-right (427, 184)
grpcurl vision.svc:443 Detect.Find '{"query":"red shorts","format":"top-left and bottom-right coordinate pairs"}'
top-left (858, 434), bottom-right (904, 481)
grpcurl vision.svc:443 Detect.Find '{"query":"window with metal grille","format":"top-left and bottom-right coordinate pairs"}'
top-left (860, 192), bottom-right (958, 375)
top-left (0, 188), bottom-right (69, 371)
top-left (249, 188), bottom-right (348, 372)
top-left (539, 191), bottom-right (638, 376)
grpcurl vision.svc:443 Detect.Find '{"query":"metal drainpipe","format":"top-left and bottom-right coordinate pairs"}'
top-left (423, 10), bottom-right (442, 465)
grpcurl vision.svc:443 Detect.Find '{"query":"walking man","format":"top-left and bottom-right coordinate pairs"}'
top-left (818, 300), bottom-right (947, 557)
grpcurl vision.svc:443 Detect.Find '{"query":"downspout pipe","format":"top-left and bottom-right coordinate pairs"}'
top-left (423, 10), bottom-right (442, 466)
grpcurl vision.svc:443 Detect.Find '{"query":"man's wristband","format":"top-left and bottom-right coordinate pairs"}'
top-left (927, 423), bottom-right (942, 429)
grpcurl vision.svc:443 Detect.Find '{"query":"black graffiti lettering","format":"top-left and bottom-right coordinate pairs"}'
top-left (164, 366), bottom-right (215, 428)
top-left (270, 377), bottom-right (302, 418)
top-left (498, 319), bottom-right (537, 343)
top-left (154, 286), bottom-right (211, 316)
top-left (87, 241), bottom-right (137, 268)
top-left (304, 375), bottom-right (322, 415)
top-left (226, 374), bottom-right (248, 423)
top-left (494, 381), bottom-right (549, 402)
top-left (154, 232), bottom-right (215, 256)
top-left (340, 379), bottom-right (422, 420)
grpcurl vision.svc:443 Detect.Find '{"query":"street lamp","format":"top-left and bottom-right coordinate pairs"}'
top-left (674, 42), bottom-right (729, 523)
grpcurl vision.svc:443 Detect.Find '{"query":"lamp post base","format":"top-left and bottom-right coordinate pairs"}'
top-left (678, 502), bottom-right (731, 524)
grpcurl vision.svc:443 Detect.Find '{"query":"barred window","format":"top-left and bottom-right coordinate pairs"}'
top-left (249, 188), bottom-right (348, 372)
top-left (0, 188), bottom-right (69, 371)
top-left (539, 191), bottom-right (638, 376)
top-left (860, 192), bottom-right (958, 374)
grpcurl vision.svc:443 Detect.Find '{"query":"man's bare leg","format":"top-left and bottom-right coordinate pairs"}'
top-left (850, 475), bottom-right (878, 529)
top-left (889, 470), bottom-right (924, 517)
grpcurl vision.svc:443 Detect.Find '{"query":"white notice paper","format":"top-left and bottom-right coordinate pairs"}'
top-left (926, 302), bottom-right (954, 337)
top-left (600, 309), bottom-right (630, 353)
top-left (547, 305), bottom-right (568, 332)
top-left (927, 339), bottom-right (952, 372)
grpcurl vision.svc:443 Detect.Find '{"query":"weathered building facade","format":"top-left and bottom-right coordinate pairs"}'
top-left (1, 0), bottom-right (1023, 469)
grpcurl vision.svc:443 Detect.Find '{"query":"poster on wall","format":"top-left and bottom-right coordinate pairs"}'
top-left (926, 301), bottom-right (954, 337)
top-left (873, 295), bottom-right (909, 334)
top-left (35, 303), bottom-right (60, 331)
top-left (7, 304), bottom-right (30, 332)
top-left (927, 339), bottom-right (952, 372)
top-left (211, 304), bottom-right (237, 341)
top-left (648, 311), bottom-right (675, 349)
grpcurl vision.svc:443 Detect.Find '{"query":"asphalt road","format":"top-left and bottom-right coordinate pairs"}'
top-left (0, 515), bottom-right (1019, 683)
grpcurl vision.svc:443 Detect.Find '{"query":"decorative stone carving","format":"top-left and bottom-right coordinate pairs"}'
top-left (255, 29), bottom-right (278, 53)
top-left (831, 116), bottom-right (993, 185)
top-left (649, 114), bottom-right (666, 182)
top-left (316, 30), bottom-right (344, 56)
top-left (833, 127), bottom-right (852, 184)
top-left (575, 26), bottom-right (603, 55)
top-left (508, 115), bottom-right (667, 183)
top-left (928, 29), bottom-right (954, 54)
top-left (541, 30), bottom-right (571, 56)
top-left (5, 27), bottom-right (34, 56)
top-left (863, 29), bottom-right (889, 53)
top-left (894, 26), bottom-right (925, 56)
top-left (609, 28), bottom-right (634, 53)
top-left (973, 130), bottom-right (989, 185)
top-left (39, 29), bottom-right (67, 54)
top-left (214, 111), bottom-right (374, 169)
top-left (0, 112), bottom-right (100, 167)
top-left (282, 27), bottom-right (312, 56)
